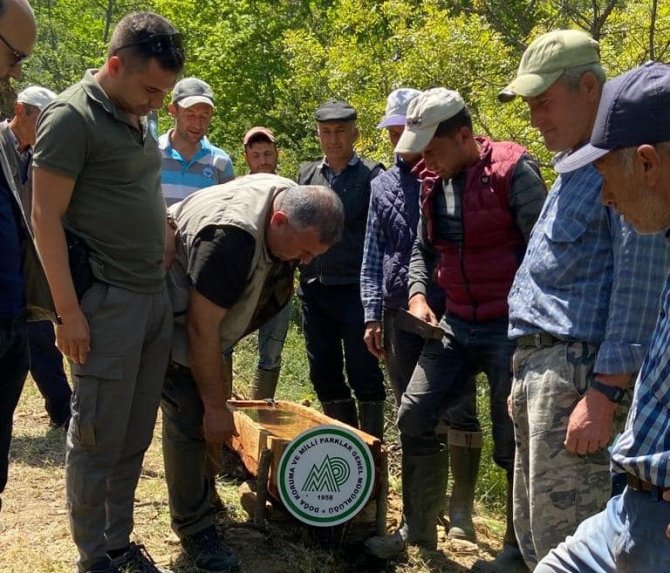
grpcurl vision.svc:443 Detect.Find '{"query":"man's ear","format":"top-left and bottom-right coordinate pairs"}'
top-left (637, 144), bottom-right (662, 186)
top-left (108, 55), bottom-right (122, 78)
top-left (352, 126), bottom-right (360, 143)
top-left (581, 71), bottom-right (601, 102)
top-left (167, 103), bottom-right (178, 118)
top-left (270, 210), bottom-right (289, 227)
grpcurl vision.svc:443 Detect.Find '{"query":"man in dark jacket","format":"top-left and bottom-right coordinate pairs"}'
top-left (297, 99), bottom-right (386, 438)
top-left (366, 88), bottom-right (546, 567)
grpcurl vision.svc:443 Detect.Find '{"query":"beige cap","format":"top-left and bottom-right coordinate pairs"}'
top-left (243, 126), bottom-right (275, 146)
top-left (499, 30), bottom-right (600, 102)
top-left (394, 88), bottom-right (465, 154)
top-left (17, 86), bottom-right (57, 110)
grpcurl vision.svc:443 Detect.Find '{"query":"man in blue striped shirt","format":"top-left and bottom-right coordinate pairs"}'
top-left (535, 61), bottom-right (670, 573)
top-left (483, 32), bottom-right (670, 572)
top-left (159, 77), bottom-right (234, 205)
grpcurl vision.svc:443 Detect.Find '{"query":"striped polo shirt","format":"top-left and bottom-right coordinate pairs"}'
top-left (159, 130), bottom-right (235, 205)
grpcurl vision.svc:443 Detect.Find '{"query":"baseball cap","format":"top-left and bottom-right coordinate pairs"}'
top-left (377, 88), bottom-right (421, 128)
top-left (171, 77), bottom-right (214, 108)
top-left (243, 126), bottom-right (276, 146)
top-left (17, 86), bottom-right (57, 110)
top-left (554, 61), bottom-right (670, 174)
top-left (315, 99), bottom-right (357, 122)
top-left (394, 88), bottom-right (465, 154)
top-left (499, 30), bottom-right (600, 103)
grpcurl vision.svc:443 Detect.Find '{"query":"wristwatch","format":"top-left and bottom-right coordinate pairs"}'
top-left (589, 378), bottom-right (626, 404)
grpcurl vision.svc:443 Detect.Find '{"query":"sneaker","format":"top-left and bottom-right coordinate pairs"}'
top-left (181, 525), bottom-right (240, 572)
top-left (110, 542), bottom-right (173, 573)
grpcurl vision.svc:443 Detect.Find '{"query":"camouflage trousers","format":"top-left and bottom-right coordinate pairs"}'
top-left (510, 341), bottom-right (630, 569)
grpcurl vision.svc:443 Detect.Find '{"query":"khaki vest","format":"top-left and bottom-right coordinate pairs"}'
top-left (167, 173), bottom-right (295, 367)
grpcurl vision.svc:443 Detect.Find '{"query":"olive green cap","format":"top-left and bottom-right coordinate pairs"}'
top-left (499, 30), bottom-right (600, 102)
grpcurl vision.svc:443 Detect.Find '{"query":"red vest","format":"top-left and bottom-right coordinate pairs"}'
top-left (420, 137), bottom-right (526, 321)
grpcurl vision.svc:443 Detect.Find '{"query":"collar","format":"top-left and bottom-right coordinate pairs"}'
top-left (81, 69), bottom-right (146, 132)
top-left (159, 129), bottom-right (212, 161)
top-left (319, 152), bottom-right (360, 172)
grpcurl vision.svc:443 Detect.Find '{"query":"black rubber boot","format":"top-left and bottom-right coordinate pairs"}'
top-left (358, 400), bottom-right (385, 440)
top-left (250, 368), bottom-right (280, 400)
top-left (365, 448), bottom-right (450, 558)
top-left (471, 471), bottom-right (530, 572)
top-left (447, 429), bottom-right (482, 542)
top-left (322, 398), bottom-right (359, 428)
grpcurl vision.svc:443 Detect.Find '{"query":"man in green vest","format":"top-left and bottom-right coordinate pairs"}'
top-left (162, 174), bottom-right (344, 573)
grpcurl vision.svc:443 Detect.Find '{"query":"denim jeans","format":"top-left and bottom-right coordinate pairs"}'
top-left (0, 316), bottom-right (29, 495)
top-left (398, 314), bottom-right (515, 469)
top-left (27, 320), bottom-right (71, 426)
top-left (257, 301), bottom-right (291, 371)
top-left (300, 281), bottom-right (385, 402)
top-left (535, 486), bottom-right (670, 573)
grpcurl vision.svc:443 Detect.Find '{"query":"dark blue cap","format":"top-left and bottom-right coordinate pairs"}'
top-left (555, 61), bottom-right (670, 173)
top-left (315, 99), bottom-right (357, 122)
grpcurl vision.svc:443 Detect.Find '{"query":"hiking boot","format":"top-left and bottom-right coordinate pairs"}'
top-left (182, 525), bottom-right (240, 572)
top-left (110, 543), bottom-right (172, 572)
top-left (322, 398), bottom-right (358, 428)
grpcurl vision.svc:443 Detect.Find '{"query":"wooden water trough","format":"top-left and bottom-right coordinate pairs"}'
top-left (226, 399), bottom-right (387, 533)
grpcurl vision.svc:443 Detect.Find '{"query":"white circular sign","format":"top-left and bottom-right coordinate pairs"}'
top-left (278, 425), bottom-right (375, 527)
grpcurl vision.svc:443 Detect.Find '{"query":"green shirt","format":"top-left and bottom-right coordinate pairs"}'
top-left (33, 70), bottom-right (166, 293)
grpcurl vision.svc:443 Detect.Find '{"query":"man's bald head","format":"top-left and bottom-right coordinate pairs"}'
top-left (0, 0), bottom-right (36, 80)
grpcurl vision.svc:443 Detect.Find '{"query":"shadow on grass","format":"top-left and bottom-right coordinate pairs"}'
top-left (9, 428), bottom-right (67, 468)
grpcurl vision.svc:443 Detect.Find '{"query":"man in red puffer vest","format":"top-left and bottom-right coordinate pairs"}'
top-left (366, 89), bottom-right (546, 570)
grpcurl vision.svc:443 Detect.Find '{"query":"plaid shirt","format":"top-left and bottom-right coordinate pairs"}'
top-left (360, 190), bottom-right (385, 322)
top-left (611, 264), bottom-right (670, 487)
top-left (508, 163), bottom-right (670, 374)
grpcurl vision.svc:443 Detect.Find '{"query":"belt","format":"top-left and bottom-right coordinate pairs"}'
top-left (516, 332), bottom-right (563, 348)
top-left (627, 474), bottom-right (670, 501)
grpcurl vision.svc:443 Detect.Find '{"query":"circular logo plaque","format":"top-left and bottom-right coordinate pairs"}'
top-left (278, 425), bottom-right (375, 527)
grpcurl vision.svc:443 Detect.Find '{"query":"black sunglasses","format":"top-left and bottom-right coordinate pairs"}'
top-left (0, 32), bottom-right (28, 68)
top-left (114, 32), bottom-right (184, 57)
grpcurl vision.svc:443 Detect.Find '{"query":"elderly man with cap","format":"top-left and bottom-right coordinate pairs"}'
top-left (0, 0), bottom-right (47, 515)
top-left (492, 31), bottom-right (670, 572)
top-left (296, 99), bottom-right (386, 438)
top-left (533, 61), bottom-right (670, 573)
top-left (160, 77), bottom-right (234, 206)
top-left (0, 85), bottom-right (71, 430)
top-left (365, 88), bottom-right (546, 564)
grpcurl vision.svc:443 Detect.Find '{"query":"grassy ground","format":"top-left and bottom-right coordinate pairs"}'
top-left (0, 318), bottom-right (507, 572)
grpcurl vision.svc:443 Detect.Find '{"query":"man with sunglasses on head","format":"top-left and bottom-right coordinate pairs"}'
top-left (32, 11), bottom-right (184, 573)
top-left (0, 0), bottom-right (45, 516)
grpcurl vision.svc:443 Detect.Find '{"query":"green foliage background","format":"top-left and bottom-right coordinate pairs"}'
top-left (24, 0), bottom-right (670, 183)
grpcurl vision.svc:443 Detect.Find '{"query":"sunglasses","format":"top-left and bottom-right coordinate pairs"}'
top-left (114, 32), bottom-right (184, 58)
top-left (0, 32), bottom-right (28, 68)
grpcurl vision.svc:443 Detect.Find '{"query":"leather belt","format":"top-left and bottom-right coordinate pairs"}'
top-left (627, 474), bottom-right (670, 501)
top-left (516, 332), bottom-right (563, 348)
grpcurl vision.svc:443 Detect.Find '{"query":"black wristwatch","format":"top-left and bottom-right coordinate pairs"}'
top-left (589, 378), bottom-right (626, 404)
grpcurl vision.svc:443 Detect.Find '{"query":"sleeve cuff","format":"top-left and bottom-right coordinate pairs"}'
top-left (594, 341), bottom-right (646, 375)
top-left (408, 283), bottom-right (427, 300)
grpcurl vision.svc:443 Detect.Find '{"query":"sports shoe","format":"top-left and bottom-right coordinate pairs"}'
top-left (181, 525), bottom-right (240, 572)
top-left (110, 542), bottom-right (173, 573)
